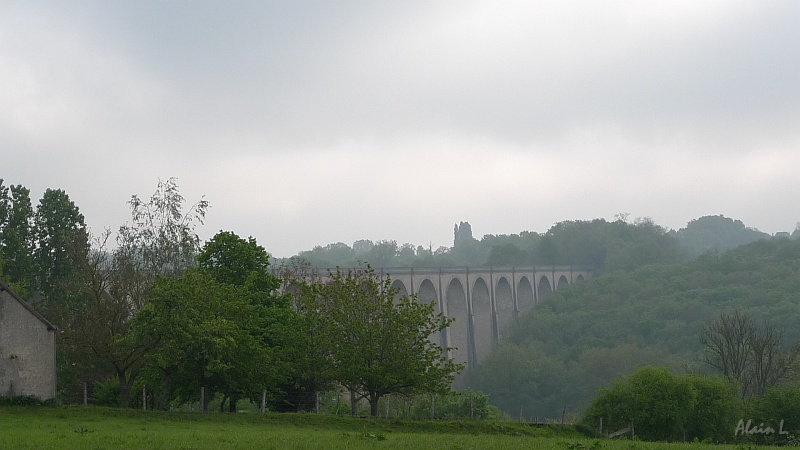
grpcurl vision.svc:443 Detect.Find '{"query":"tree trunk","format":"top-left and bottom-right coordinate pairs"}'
top-left (350, 390), bottom-right (358, 417)
top-left (202, 385), bottom-right (211, 413)
top-left (117, 369), bottom-right (136, 408)
top-left (157, 371), bottom-right (173, 410)
top-left (219, 393), bottom-right (228, 413)
top-left (369, 394), bottom-right (380, 417)
top-left (229, 393), bottom-right (238, 413)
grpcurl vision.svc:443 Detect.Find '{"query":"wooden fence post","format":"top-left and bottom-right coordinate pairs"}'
top-left (261, 390), bottom-right (266, 413)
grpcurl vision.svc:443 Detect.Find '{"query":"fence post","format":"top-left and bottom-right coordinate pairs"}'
top-left (83, 382), bottom-right (88, 406)
top-left (143, 384), bottom-right (146, 410)
top-left (470, 392), bottom-right (474, 419)
top-left (200, 387), bottom-right (205, 413)
top-left (261, 390), bottom-right (266, 413)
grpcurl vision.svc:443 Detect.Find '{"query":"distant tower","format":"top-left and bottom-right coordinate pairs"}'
top-left (453, 221), bottom-right (473, 247)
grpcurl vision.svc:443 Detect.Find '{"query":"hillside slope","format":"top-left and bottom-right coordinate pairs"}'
top-left (472, 237), bottom-right (800, 419)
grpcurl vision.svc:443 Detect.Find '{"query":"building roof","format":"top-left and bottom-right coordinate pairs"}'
top-left (0, 281), bottom-right (58, 331)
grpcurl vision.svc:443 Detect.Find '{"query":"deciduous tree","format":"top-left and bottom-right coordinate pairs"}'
top-left (276, 259), bottom-right (336, 412)
top-left (134, 231), bottom-right (289, 412)
top-left (131, 270), bottom-right (275, 412)
top-left (582, 366), bottom-right (698, 441)
top-left (66, 178), bottom-right (208, 408)
top-left (313, 265), bottom-right (462, 417)
top-left (114, 177), bottom-right (209, 310)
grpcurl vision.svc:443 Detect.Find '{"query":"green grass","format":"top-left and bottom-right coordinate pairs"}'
top-left (0, 406), bottom-right (781, 449)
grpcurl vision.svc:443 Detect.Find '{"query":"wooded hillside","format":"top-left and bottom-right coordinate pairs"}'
top-left (472, 237), bottom-right (800, 419)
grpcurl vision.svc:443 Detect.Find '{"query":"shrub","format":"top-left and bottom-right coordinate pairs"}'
top-left (91, 378), bottom-right (120, 407)
top-left (683, 374), bottom-right (739, 442)
top-left (582, 366), bottom-right (698, 442)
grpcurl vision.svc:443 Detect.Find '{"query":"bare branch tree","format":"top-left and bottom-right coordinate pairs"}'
top-left (699, 310), bottom-right (754, 389)
top-left (748, 320), bottom-right (796, 397)
top-left (700, 311), bottom-right (797, 398)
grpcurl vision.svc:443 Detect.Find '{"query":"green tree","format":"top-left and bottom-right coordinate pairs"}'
top-left (131, 269), bottom-right (278, 412)
top-left (758, 386), bottom-right (800, 437)
top-left (132, 231), bottom-right (291, 412)
top-left (582, 366), bottom-right (698, 442)
top-left (366, 240), bottom-right (398, 268)
top-left (296, 242), bottom-right (355, 268)
top-left (276, 259), bottom-right (337, 412)
top-left (683, 374), bottom-right (739, 442)
top-left (676, 215), bottom-right (770, 259)
top-left (54, 230), bottom-right (115, 402)
top-left (313, 265), bottom-right (462, 417)
top-left (197, 231), bottom-right (272, 287)
top-left (114, 177), bottom-right (209, 310)
top-left (0, 181), bottom-right (7, 284)
top-left (195, 231), bottom-right (286, 412)
top-left (485, 243), bottom-right (525, 267)
top-left (0, 184), bottom-right (36, 294)
top-left (33, 188), bottom-right (89, 318)
top-left (67, 178), bottom-right (208, 408)
top-left (65, 230), bottom-right (159, 408)
top-left (0, 180), bottom-right (8, 237)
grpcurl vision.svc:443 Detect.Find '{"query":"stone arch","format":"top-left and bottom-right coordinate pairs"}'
top-left (417, 279), bottom-right (438, 311)
top-left (445, 278), bottom-right (468, 368)
top-left (557, 275), bottom-right (569, 290)
top-left (471, 277), bottom-right (491, 364)
top-left (417, 279), bottom-right (440, 345)
top-left (391, 279), bottom-right (409, 301)
top-left (517, 277), bottom-right (534, 313)
top-left (538, 275), bottom-right (552, 299)
top-left (576, 274), bottom-right (585, 281)
top-left (494, 277), bottom-right (514, 337)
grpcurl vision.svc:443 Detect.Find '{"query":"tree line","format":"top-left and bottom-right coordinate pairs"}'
top-left (289, 214), bottom-right (780, 273)
top-left (4, 176), bottom-right (796, 426)
top-left (0, 178), bottom-right (460, 415)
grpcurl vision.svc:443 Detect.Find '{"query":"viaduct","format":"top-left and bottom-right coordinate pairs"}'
top-left (288, 266), bottom-right (592, 380)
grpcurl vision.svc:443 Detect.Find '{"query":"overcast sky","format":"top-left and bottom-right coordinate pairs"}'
top-left (2, 1), bottom-right (799, 257)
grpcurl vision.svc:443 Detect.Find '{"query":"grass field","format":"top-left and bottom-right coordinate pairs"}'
top-left (0, 406), bottom-right (780, 449)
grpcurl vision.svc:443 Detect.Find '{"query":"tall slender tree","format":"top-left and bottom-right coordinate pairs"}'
top-left (0, 179), bottom-right (8, 234)
top-left (114, 177), bottom-right (209, 310)
top-left (0, 180), bottom-right (8, 284)
top-left (33, 188), bottom-right (89, 316)
top-left (0, 184), bottom-right (36, 294)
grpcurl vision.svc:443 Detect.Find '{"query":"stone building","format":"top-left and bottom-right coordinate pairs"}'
top-left (0, 281), bottom-right (57, 400)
